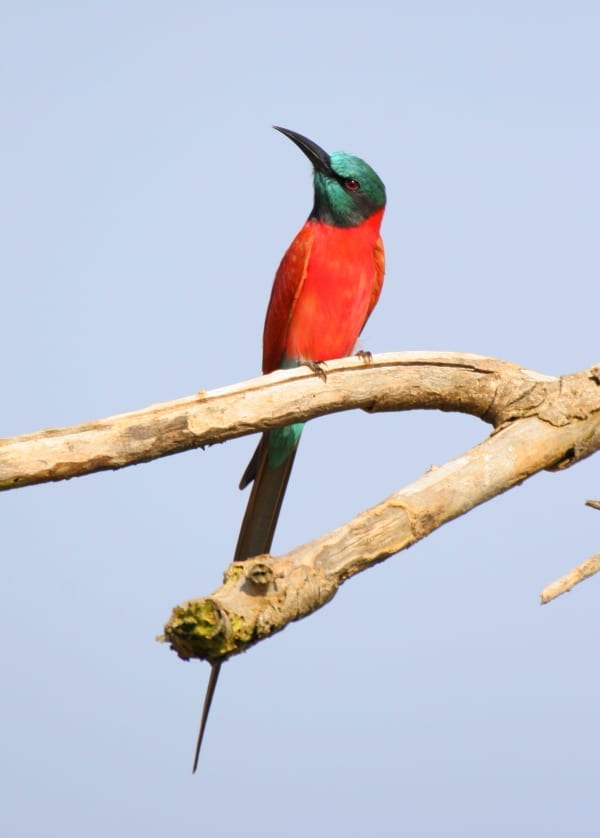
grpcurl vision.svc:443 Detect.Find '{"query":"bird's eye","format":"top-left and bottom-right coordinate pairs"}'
top-left (344, 178), bottom-right (360, 191)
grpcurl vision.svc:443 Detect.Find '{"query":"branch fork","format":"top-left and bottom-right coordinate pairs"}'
top-left (2, 352), bottom-right (600, 646)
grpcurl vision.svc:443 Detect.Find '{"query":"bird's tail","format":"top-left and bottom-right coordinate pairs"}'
top-left (192, 425), bottom-right (302, 772)
top-left (234, 427), bottom-right (302, 562)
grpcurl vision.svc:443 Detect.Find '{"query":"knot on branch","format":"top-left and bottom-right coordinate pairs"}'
top-left (242, 561), bottom-right (276, 592)
top-left (486, 368), bottom-right (600, 431)
top-left (158, 598), bottom-right (234, 662)
top-left (160, 557), bottom-right (338, 663)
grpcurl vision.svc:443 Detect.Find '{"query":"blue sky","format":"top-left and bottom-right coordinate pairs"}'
top-left (2, 2), bottom-right (599, 836)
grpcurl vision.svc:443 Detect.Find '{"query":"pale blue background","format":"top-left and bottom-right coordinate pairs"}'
top-left (2, 2), bottom-right (599, 836)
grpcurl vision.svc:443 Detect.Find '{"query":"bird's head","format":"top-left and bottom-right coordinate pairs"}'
top-left (274, 126), bottom-right (386, 228)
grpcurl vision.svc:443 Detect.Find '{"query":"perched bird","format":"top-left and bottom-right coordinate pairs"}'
top-left (193, 126), bottom-right (386, 772)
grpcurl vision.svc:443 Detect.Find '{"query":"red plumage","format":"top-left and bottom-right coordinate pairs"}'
top-left (262, 207), bottom-right (385, 373)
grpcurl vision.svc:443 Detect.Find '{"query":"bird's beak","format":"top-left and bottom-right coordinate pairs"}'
top-left (273, 126), bottom-right (334, 177)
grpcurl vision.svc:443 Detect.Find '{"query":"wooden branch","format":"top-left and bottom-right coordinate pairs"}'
top-left (2, 352), bottom-right (600, 491)
top-left (540, 553), bottom-right (600, 603)
top-left (4, 350), bottom-right (600, 654)
top-left (162, 402), bottom-right (600, 663)
top-left (540, 501), bottom-right (600, 602)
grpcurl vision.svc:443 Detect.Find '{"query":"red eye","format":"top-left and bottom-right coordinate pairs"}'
top-left (345, 178), bottom-right (360, 191)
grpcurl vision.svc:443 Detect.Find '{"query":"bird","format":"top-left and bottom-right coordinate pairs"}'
top-left (192, 126), bottom-right (386, 772)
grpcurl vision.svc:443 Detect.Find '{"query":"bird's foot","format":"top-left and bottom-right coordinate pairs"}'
top-left (304, 360), bottom-right (328, 381)
top-left (355, 350), bottom-right (373, 365)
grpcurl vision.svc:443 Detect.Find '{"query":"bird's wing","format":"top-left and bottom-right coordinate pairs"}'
top-left (262, 223), bottom-right (314, 374)
top-left (364, 234), bottom-right (385, 324)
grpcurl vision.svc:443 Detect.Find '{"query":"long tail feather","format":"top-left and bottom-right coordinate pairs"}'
top-left (192, 661), bottom-right (221, 773)
top-left (234, 432), bottom-right (299, 562)
top-left (192, 431), bottom-right (300, 772)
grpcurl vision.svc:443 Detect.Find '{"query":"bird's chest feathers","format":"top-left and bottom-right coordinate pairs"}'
top-left (286, 221), bottom-right (379, 361)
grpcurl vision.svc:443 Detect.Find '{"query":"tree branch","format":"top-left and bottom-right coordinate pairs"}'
top-left (541, 553), bottom-right (600, 603)
top-left (160, 359), bottom-right (600, 662)
top-left (4, 351), bottom-right (600, 653)
top-left (540, 501), bottom-right (600, 602)
top-left (2, 352), bottom-right (599, 491)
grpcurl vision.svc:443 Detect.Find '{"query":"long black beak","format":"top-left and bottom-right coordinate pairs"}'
top-left (273, 126), bottom-right (334, 177)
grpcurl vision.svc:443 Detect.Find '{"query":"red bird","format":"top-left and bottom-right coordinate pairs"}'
top-left (193, 127), bottom-right (386, 771)
top-left (235, 126), bottom-right (386, 561)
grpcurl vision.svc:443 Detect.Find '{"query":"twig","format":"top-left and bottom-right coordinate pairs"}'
top-left (540, 553), bottom-right (600, 603)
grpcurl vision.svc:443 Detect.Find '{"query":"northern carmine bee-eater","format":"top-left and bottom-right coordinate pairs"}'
top-left (193, 126), bottom-right (386, 772)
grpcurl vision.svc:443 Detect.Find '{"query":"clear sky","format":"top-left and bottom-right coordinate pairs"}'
top-left (2, 2), bottom-right (599, 836)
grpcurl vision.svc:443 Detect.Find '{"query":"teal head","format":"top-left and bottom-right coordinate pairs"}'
top-left (274, 126), bottom-right (386, 228)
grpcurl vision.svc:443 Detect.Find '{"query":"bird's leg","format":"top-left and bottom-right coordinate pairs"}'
top-left (304, 359), bottom-right (328, 381)
top-left (355, 349), bottom-right (373, 364)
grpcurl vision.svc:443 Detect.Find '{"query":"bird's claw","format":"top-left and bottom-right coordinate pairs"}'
top-left (356, 350), bottom-right (373, 365)
top-left (304, 360), bottom-right (328, 381)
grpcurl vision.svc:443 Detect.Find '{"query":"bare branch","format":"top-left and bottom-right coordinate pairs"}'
top-left (2, 352), bottom-right (599, 491)
top-left (540, 501), bottom-right (600, 602)
top-left (5, 350), bottom-right (600, 640)
top-left (541, 553), bottom-right (600, 603)
top-left (162, 405), bottom-right (600, 663)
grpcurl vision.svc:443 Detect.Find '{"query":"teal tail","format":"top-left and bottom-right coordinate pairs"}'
top-left (234, 423), bottom-right (303, 562)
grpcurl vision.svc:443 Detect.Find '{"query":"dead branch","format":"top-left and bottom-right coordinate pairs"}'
top-left (162, 397), bottom-right (600, 663)
top-left (2, 352), bottom-right (599, 491)
top-left (541, 553), bottom-right (600, 603)
top-left (540, 501), bottom-right (600, 602)
top-left (4, 351), bottom-right (600, 647)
